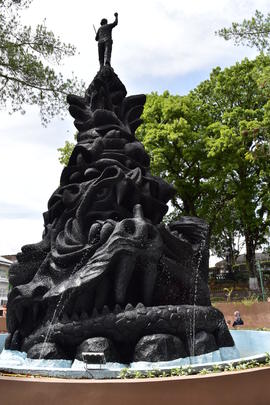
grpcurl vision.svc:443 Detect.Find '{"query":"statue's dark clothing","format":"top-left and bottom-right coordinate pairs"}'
top-left (96, 21), bottom-right (117, 43)
top-left (98, 40), bottom-right (112, 67)
top-left (95, 19), bottom-right (118, 66)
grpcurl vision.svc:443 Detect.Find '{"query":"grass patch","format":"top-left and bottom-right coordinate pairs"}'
top-left (119, 354), bottom-right (270, 379)
top-left (241, 294), bottom-right (260, 306)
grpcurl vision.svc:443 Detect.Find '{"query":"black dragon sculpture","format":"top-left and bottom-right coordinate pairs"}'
top-left (6, 66), bottom-right (234, 363)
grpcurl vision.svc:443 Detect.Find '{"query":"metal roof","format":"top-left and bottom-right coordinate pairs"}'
top-left (0, 256), bottom-right (12, 266)
top-left (215, 252), bottom-right (270, 268)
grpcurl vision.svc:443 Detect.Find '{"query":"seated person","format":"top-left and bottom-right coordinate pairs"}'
top-left (233, 310), bottom-right (244, 327)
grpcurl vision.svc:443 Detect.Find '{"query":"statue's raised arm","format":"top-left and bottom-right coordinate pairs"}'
top-left (95, 12), bottom-right (118, 68)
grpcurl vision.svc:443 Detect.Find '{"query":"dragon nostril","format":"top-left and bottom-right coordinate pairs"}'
top-left (33, 285), bottom-right (49, 297)
top-left (123, 219), bottom-right (136, 235)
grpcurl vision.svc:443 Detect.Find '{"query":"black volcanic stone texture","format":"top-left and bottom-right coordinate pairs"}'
top-left (134, 334), bottom-right (187, 362)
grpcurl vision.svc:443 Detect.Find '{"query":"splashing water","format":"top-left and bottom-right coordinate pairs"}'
top-left (39, 249), bottom-right (90, 359)
top-left (190, 238), bottom-right (206, 357)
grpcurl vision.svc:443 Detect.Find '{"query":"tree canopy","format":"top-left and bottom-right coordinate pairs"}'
top-left (0, 0), bottom-right (83, 124)
top-left (137, 55), bottom-right (270, 276)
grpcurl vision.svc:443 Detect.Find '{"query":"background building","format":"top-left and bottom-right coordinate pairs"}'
top-left (0, 256), bottom-right (12, 313)
top-left (213, 253), bottom-right (270, 280)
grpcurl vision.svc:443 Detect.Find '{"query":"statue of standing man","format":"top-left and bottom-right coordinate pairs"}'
top-left (95, 12), bottom-right (118, 69)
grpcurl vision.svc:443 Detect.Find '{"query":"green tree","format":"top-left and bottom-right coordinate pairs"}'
top-left (216, 10), bottom-right (270, 53)
top-left (136, 90), bottom-right (225, 223)
top-left (0, 0), bottom-right (83, 124)
top-left (203, 56), bottom-right (270, 277)
top-left (58, 135), bottom-right (76, 165)
top-left (138, 55), bottom-right (270, 277)
top-left (210, 200), bottom-right (242, 264)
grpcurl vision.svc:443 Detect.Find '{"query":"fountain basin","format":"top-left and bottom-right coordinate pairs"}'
top-left (0, 330), bottom-right (269, 378)
top-left (0, 359), bottom-right (269, 405)
top-left (0, 330), bottom-right (270, 405)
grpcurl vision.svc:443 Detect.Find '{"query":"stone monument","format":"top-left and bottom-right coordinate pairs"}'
top-left (6, 16), bottom-right (234, 363)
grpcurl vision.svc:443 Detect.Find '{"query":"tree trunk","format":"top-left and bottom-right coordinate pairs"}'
top-left (183, 198), bottom-right (197, 217)
top-left (245, 233), bottom-right (257, 278)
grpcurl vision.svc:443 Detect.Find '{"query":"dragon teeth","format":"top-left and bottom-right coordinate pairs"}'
top-left (125, 303), bottom-right (133, 311)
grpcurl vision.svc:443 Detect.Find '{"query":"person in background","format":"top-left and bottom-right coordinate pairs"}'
top-left (233, 310), bottom-right (244, 327)
top-left (3, 305), bottom-right (7, 317)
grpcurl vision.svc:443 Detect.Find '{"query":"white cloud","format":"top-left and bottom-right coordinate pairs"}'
top-left (0, 109), bottom-right (72, 254)
top-left (19, 0), bottom-right (268, 84)
top-left (0, 218), bottom-right (44, 254)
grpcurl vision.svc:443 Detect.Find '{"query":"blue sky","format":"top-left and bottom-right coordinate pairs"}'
top-left (0, 0), bottom-right (269, 262)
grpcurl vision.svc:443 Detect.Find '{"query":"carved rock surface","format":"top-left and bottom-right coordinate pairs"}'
top-left (134, 334), bottom-right (187, 362)
top-left (27, 342), bottom-right (65, 360)
top-left (192, 331), bottom-right (218, 356)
